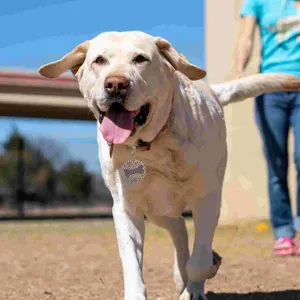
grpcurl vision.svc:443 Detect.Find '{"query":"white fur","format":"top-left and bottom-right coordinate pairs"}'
top-left (210, 73), bottom-right (300, 106)
top-left (97, 72), bottom-right (226, 300)
top-left (39, 31), bottom-right (300, 300)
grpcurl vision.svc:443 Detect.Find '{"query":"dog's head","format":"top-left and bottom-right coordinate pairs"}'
top-left (39, 31), bottom-right (206, 145)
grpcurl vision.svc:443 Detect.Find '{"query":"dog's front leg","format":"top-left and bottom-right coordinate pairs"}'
top-left (113, 204), bottom-right (146, 300)
top-left (180, 189), bottom-right (222, 300)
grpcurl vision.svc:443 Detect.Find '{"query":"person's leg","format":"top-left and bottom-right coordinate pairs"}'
top-left (290, 91), bottom-right (300, 254)
top-left (255, 92), bottom-right (294, 242)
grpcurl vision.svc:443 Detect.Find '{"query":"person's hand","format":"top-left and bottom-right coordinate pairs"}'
top-left (235, 71), bottom-right (246, 79)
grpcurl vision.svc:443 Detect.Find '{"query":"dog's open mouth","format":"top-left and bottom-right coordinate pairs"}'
top-left (99, 103), bottom-right (150, 144)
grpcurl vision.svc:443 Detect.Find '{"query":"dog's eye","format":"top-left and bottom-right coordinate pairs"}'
top-left (95, 56), bottom-right (106, 64)
top-left (133, 55), bottom-right (148, 64)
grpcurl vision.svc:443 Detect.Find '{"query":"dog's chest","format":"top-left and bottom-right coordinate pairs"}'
top-left (111, 138), bottom-right (214, 217)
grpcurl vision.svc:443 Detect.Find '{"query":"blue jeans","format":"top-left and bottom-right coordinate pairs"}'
top-left (255, 91), bottom-right (300, 239)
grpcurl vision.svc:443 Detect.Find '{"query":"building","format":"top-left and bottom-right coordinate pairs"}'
top-left (206, 0), bottom-right (297, 223)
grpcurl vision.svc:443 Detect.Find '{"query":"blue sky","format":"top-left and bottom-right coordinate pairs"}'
top-left (0, 0), bottom-right (205, 173)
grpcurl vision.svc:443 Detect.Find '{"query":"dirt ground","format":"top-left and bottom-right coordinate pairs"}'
top-left (0, 219), bottom-right (300, 300)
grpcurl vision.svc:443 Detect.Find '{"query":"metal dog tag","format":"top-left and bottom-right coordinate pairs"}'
top-left (122, 146), bottom-right (146, 184)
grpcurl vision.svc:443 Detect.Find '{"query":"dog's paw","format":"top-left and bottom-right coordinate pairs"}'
top-left (125, 295), bottom-right (146, 300)
top-left (180, 289), bottom-right (207, 300)
top-left (179, 281), bottom-right (207, 300)
top-left (124, 291), bottom-right (147, 300)
top-left (133, 297), bottom-right (147, 300)
top-left (174, 275), bottom-right (186, 295)
top-left (174, 267), bottom-right (187, 294)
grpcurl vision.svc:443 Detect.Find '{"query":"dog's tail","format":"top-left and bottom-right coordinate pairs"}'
top-left (210, 73), bottom-right (300, 106)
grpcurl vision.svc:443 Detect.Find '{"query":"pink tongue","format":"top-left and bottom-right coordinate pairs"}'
top-left (100, 104), bottom-right (134, 144)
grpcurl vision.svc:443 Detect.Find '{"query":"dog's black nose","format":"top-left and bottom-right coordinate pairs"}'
top-left (104, 76), bottom-right (129, 97)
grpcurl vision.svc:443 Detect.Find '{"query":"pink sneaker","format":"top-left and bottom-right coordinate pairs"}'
top-left (294, 240), bottom-right (300, 256)
top-left (273, 237), bottom-right (294, 257)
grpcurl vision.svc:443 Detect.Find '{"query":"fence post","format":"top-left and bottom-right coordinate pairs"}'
top-left (16, 138), bottom-right (25, 218)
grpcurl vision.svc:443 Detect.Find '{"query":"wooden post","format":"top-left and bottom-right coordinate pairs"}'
top-left (16, 137), bottom-right (25, 218)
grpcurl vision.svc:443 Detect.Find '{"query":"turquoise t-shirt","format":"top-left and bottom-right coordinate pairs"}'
top-left (240, 0), bottom-right (300, 77)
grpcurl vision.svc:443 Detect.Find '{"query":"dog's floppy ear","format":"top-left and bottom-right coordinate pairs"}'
top-left (39, 41), bottom-right (90, 78)
top-left (154, 37), bottom-right (206, 80)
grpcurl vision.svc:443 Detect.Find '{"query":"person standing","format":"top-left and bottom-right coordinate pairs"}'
top-left (235, 0), bottom-right (300, 256)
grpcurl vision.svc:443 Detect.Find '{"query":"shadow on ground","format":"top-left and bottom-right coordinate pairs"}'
top-left (207, 290), bottom-right (300, 300)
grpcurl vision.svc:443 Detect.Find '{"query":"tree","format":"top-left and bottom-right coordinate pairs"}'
top-left (29, 136), bottom-right (70, 170)
top-left (0, 128), bottom-right (25, 191)
top-left (0, 127), bottom-right (95, 208)
top-left (0, 128), bottom-right (57, 206)
top-left (60, 161), bottom-right (92, 202)
top-left (3, 127), bottom-right (25, 152)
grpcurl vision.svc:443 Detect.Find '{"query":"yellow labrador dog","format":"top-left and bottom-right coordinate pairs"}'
top-left (39, 31), bottom-right (300, 300)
